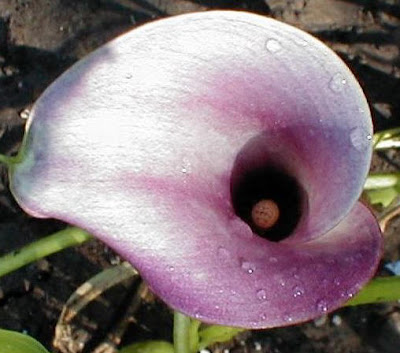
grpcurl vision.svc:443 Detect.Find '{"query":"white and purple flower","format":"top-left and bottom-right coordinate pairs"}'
top-left (10, 11), bottom-right (382, 328)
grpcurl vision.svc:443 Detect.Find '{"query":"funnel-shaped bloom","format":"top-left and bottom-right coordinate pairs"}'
top-left (10, 11), bottom-right (381, 328)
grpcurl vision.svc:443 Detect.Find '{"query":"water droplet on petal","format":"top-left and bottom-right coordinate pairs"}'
top-left (292, 285), bottom-right (305, 297)
top-left (125, 73), bottom-right (132, 79)
top-left (217, 246), bottom-right (230, 260)
top-left (250, 321), bottom-right (258, 328)
top-left (167, 265), bottom-right (175, 272)
top-left (329, 73), bottom-right (347, 92)
top-left (292, 267), bottom-right (300, 279)
top-left (260, 313), bottom-right (267, 320)
top-left (241, 260), bottom-right (255, 274)
top-left (334, 278), bottom-right (341, 286)
top-left (269, 256), bottom-right (278, 263)
top-left (350, 128), bottom-right (371, 151)
top-left (316, 299), bottom-right (328, 313)
top-left (256, 289), bottom-right (267, 301)
top-left (229, 218), bottom-right (252, 238)
top-left (283, 313), bottom-right (293, 322)
top-left (326, 258), bottom-right (336, 265)
top-left (265, 39), bottom-right (282, 53)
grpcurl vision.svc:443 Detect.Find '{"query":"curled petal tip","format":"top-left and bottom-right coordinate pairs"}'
top-left (10, 11), bottom-right (382, 328)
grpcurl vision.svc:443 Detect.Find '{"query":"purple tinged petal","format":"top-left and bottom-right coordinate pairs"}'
top-left (9, 11), bottom-right (382, 328)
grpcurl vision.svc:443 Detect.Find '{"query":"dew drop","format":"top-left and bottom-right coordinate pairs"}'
top-left (292, 285), bottom-right (305, 297)
top-left (296, 38), bottom-right (308, 47)
top-left (256, 289), bottom-right (267, 301)
top-left (269, 256), bottom-right (278, 263)
top-left (316, 299), bottom-right (328, 313)
top-left (292, 268), bottom-right (300, 280)
top-left (279, 278), bottom-right (286, 287)
top-left (125, 73), bottom-right (133, 79)
top-left (326, 258), bottom-right (336, 265)
top-left (181, 158), bottom-right (192, 175)
top-left (329, 73), bottom-right (347, 92)
top-left (283, 313), bottom-right (293, 322)
top-left (241, 260), bottom-right (255, 274)
top-left (334, 278), bottom-right (341, 286)
top-left (265, 39), bottom-right (282, 53)
top-left (260, 313), bottom-right (267, 320)
top-left (217, 246), bottom-right (230, 260)
top-left (229, 218), bottom-right (252, 238)
top-left (350, 128), bottom-right (371, 151)
top-left (194, 311), bottom-right (201, 319)
top-left (167, 265), bottom-right (175, 272)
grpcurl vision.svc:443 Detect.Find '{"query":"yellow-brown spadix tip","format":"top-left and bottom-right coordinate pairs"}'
top-left (251, 199), bottom-right (280, 230)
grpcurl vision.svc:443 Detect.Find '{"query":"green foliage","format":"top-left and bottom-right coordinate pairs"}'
top-left (364, 173), bottom-right (400, 207)
top-left (198, 325), bottom-right (244, 350)
top-left (346, 277), bottom-right (400, 306)
top-left (0, 227), bottom-right (92, 278)
top-left (0, 329), bottom-right (50, 353)
top-left (119, 341), bottom-right (174, 353)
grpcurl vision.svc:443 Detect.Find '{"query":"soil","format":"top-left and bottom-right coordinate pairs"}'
top-left (0, 1), bottom-right (400, 353)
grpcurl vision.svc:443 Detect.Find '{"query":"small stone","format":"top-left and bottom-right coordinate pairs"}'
top-left (332, 315), bottom-right (342, 326)
top-left (314, 315), bottom-right (327, 327)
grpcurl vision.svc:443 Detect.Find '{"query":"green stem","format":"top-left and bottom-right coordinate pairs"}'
top-left (0, 227), bottom-right (92, 278)
top-left (173, 311), bottom-right (191, 353)
top-left (0, 153), bottom-right (19, 168)
top-left (346, 277), bottom-right (400, 306)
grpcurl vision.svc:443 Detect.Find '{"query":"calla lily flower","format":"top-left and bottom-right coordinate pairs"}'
top-left (9, 11), bottom-right (382, 328)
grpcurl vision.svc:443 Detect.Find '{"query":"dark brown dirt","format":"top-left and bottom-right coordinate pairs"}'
top-left (0, 1), bottom-right (400, 353)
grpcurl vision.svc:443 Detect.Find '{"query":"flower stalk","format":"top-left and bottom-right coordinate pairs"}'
top-left (0, 227), bottom-right (92, 278)
top-left (173, 311), bottom-right (192, 353)
top-left (0, 153), bottom-right (19, 168)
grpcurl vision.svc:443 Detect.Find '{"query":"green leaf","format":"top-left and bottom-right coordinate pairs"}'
top-left (0, 329), bottom-right (50, 353)
top-left (189, 319), bottom-right (201, 353)
top-left (364, 173), bottom-right (400, 190)
top-left (346, 276), bottom-right (400, 306)
top-left (119, 341), bottom-right (174, 353)
top-left (198, 325), bottom-right (244, 350)
top-left (373, 127), bottom-right (400, 150)
top-left (365, 187), bottom-right (398, 207)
